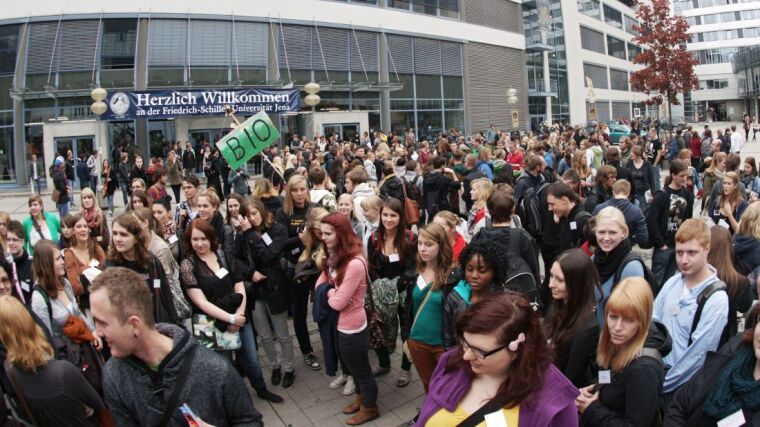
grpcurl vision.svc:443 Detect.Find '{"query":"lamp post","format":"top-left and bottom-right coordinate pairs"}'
top-left (507, 87), bottom-right (519, 130)
top-left (90, 87), bottom-right (107, 116)
top-left (303, 82), bottom-right (321, 110)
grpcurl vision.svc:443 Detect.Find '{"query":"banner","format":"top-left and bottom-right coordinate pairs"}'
top-left (102, 88), bottom-right (300, 120)
top-left (216, 111), bottom-right (280, 170)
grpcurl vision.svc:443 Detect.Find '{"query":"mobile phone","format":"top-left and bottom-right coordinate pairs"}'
top-left (179, 403), bottom-right (202, 427)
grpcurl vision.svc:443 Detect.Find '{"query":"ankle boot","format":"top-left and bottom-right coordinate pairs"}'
top-left (346, 405), bottom-right (380, 425)
top-left (342, 394), bottom-right (363, 415)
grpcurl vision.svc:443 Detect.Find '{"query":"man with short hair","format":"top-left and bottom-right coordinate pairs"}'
top-left (592, 180), bottom-right (648, 246)
top-left (91, 267), bottom-right (262, 426)
top-left (653, 219), bottom-right (728, 397)
top-left (182, 142), bottom-right (196, 177)
top-left (147, 166), bottom-right (169, 202)
top-left (422, 156), bottom-right (461, 221)
top-left (514, 154), bottom-right (546, 202)
top-left (730, 124), bottom-right (743, 153)
top-left (6, 220), bottom-right (33, 303)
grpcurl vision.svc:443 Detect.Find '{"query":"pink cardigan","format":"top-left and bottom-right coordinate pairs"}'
top-left (318, 256), bottom-right (368, 332)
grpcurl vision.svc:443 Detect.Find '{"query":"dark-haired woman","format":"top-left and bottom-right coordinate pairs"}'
top-left (128, 190), bottom-right (152, 212)
top-left (63, 213), bottom-right (105, 307)
top-left (105, 213), bottom-right (178, 324)
top-left (239, 198), bottom-right (296, 389)
top-left (367, 198), bottom-right (417, 382)
top-left (318, 213), bottom-right (379, 425)
top-left (417, 293), bottom-right (578, 426)
top-left (544, 248), bottom-right (600, 388)
top-left (627, 145), bottom-right (656, 210)
top-left (152, 196), bottom-right (179, 260)
top-left (707, 226), bottom-right (753, 337)
top-left (100, 158), bottom-right (118, 216)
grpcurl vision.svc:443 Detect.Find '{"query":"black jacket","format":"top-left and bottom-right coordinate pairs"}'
top-left (379, 175), bottom-right (405, 202)
top-left (592, 198), bottom-right (649, 247)
top-left (608, 160), bottom-right (636, 199)
top-left (664, 336), bottom-right (759, 427)
top-left (52, 170), bottom-right (69, 204)
top-left (734, 235), bottom-right (760, 273)
top-left (400, 269), bottom-right (461, 344)
top-left (471, 225), bottom-right (540, 282)
top-left (645, 186), bottom-right (693, 249)
top-left (540, 203), bottom-right (591, 266)
top-left (462, 168), bottom-right (486, 212)
top-left (556, 315), bottom-right (600, 389)
top-left (244, 224), bottom-right (290, 315)
top-left (129, 165), bottom-right (147, 186)
top-left (422, 171), bottom-right (461, 218)
top-left (584, 185), bottom-right (613, 214)
top-left (12, 250), bottom-right (34, 303)
top-left (583, 321), bottom-right (672, 427)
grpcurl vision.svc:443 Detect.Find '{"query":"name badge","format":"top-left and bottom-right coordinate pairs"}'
top-left (215, 268), bottom-right (229, 279)
top-left (416, 275), bottom-right (427, 291)
top-left (262, 233), bottom-right (273, 246)
top-left (153, 279), bottom-right (161, 289)
top-left (20, 281), bottom-right (30, 293)
top-left (291, 247), bottom-right (300, 255)
top-left (484, 410), bottom-right (508, 427)
top-left (717, 409), bottom-right (746, 427)
top-left (570, 221), bottom-right (578, 231)
top-left (718, 219), bottom-right (730, 229)
top-left (168, 235), bottom-right (179, 244)
top-left (89, 259), bottom-right (100, 268)
top-left (388, 253), bottom-right (400, 263)
top-left (598, 370), bottom-right (611, 384)
top-left (667, 304), bottom-right (680, 316)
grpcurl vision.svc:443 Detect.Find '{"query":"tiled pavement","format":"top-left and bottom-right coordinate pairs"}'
top-left (250, 323), bottom-right (425, 427)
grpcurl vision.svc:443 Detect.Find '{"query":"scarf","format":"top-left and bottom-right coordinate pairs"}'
top-left (703, 346), bottom-right (760, 420)
top-left (593, 239), bottom-right (632, 284)
top-left (161, 220), bottom-right (177, 241)
top-left (83, 206), bottom-right (101, 231)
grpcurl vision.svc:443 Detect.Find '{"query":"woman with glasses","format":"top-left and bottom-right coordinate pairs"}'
top-left (417, 293), bottom-right (578, 426)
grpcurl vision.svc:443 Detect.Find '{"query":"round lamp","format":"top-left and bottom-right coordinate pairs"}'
top-left (304, 82), bottom-right (321, 95)
top-left (91, 87), bottom-right (107, 102)
top-left (506, 88), bottom-right (518, 97)
top-left (507, 95), bottom-right (518, 105)
top-left (304, 94), bottom-right (321, 107)
top-left (91, 101), bottom-right (107, 115)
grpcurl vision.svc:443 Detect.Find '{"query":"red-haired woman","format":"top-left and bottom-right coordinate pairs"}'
top-left (416, 293), bottom-right (578, 426)
top-left (318, 213), bottom-right (379, 425)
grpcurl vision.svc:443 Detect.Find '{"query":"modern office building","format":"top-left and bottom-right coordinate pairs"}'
top-left (523, 0), bottom-right (651, 127)
top-left (676, 0), bottom-right (760, 122)
top-left (0, 0), bottom-right (528, 187)
top-left (734, 45), bottom-right (760, 118)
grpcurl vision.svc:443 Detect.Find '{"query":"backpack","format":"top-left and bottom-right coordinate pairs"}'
top-left (689, 279), bottom-right (729, 348)
top-left (612, 253), bottom-right (658, 296)
top-left (517, 175), bottom-right (550, 240)
top-left (570, 210), bottom-right (592, 246)
top-left (665, 138), bottom-right (679, 161)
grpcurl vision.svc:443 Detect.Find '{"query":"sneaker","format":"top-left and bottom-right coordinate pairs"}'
top-left (304, 353), bottom-right (321, 371)
top-left (329, 373), bottom-right (348, 389)
top-left (371, 365), bottom-right (390, 377)
top-left (396, 369), bottom-right (411, 387)
top-left (255, 388), bottom-right (285, 404)
top-left (342, 376), bottom-right (356, 395)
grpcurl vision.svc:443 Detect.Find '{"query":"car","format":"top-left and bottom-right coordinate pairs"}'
top-left (608, 124), bottom-right (634, 144)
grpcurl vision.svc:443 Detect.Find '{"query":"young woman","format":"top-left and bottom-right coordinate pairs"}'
top-left (467, 178), bottom-right (493, 236)
top-left (318, 213), bottom-right (379, 425)
top-left (367, 198), bottom-right (417, 381)
top-left (58, 214), bottom-right (76, 250)
top-left (22, 194), bottom-right (61, 256)
top-left (117, 152), bottom-right (130, 205)
top-left (544, 248), bottom-right (600, 388)
top-left (742, 156), bottom-right (760, 201)
top-left (63, 213), bottom-right (105, 303)
top-left (433, 210), bottom-right (468, 262)
top-left (627, 145), bottom-right (656, 210)
top-left (418, 293), bottom-right (579, 426)
top-left (707, 171), bottom-right (748, 234)
top-left (252, 177), bottom-right (283, 214)
top-left (80, 188), bottom-right (109, 251)
top-left (702, 152), bottom-right (726, 210)
top-left (239, 198), bottom-right (296, 389)
top-left (152, 196), bottom-right (179, 260)
top-left (30, 241), bottom-right (102, 352)
top-left (130, 177), bottom-right (147, 195)
top-left (128, 190), bottom-right (153, 212)
top-left (193, 189), bottom-right (238, 280)
top-left (166, 149), bottom-right (183, 203)
top-left (52, 157), bottom-right (70, 218)
top-left (179, 218), bottom-right (283, 403)
top-left (106, 213), bottom-right (178, 324)
top-left (357, 195), bottom-right (382, 259)
top-left (0, 295), bottom-right (104, 425)
top-left (572, 148), bottom-right (594, 197)
top-left (708, 226), bottom-right (753, 337)
top-left (276, 174), bottom-right (320, 370)
top-left (337, 193), bottom-right (360, 232)
top-left (175, 175), bottom-right (201, 243)
top-left (593, 206), bottom-right (646, 325)
top-left (577, 278), bottom-right (668, 427)
top-left (100, 158), bottom-right (117, 216)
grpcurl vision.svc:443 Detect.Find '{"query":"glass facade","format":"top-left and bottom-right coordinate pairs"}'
top-left (388, 0), bottom-right (460, 18)
top-left (603, 5), bottom-right (623, 29)
top-left (578, 0), bottom-right (601, 19)
top-left (0, 25), bottom-right (16, 183)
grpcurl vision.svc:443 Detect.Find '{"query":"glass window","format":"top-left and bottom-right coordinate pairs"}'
top-left (625, 16), bottom-right (639, 35)
top-left (604, 5), bottom-right (623, 28)
top-left (584, 62), bottom-right (608, 89)
top-left (101, 19), bottom-right (137, 69)
top-left (417, 110), bottom-right (443, 140)
top-left (100, 69), bottom-right (134, 88)
top-left (443, 76), bottom-right (463, 99)
top-left (0, 25), bottom-right (19, 75)
top-left (188, 68), bottom-right (228, 86)
top-left (699, 79), bottom-right (729, 89)
top-left (148, 68), bottom-right (185, 87)
top-left (627, 43), bottom-right (642, 61)
top-left (391, 110), bottom-right (415, 136)
top-left (390, 73), bottom-right (414, 99)
top-left (58, 71), bottom-right (92, 90)
top-left (607, 35), bottom-right (626, 59)
top-left (444, 110), bottom-right (464, 132)
top-left (578, 0), bottom-right (601, 19)
top-left (0, 127), bottom-right (14, 183)
top-left (415, 74), bottom-right (441, 98)
top-left (0, 75), bottom-right (13, 110)
top-left (235, 68), bottom-right (267, 85)
top-left (581, 26), bottom-right (605, 54)
top-left (610, 68), bottom-right (629, 90)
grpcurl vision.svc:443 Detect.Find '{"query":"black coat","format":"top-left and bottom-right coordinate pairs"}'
top-left (422, 171), bottom-right (461, 218)
top-left (379, 175), bottom-right (405, 203)
top-left (52, 170), bottom-right (69, 204)
top-left (462, 168), bottom-right (486, 212)
top-left (243, 224), bottom-right (290, 315)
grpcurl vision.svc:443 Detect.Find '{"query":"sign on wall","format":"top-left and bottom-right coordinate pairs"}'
top-left (102, 88), bottom-right (300, 121)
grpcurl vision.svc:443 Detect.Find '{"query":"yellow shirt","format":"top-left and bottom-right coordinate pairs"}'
top-left (426, 404), bottom-right (520, 426)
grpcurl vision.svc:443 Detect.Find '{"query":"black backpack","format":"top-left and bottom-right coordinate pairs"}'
top-left (517, 176), bottom-right (551, 240)
top-left (612, 253), bottom-right (658, 296)
top-left (688, 279), bottom-right (729, 348)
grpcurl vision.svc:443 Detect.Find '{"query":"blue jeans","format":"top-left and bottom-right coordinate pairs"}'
top-left (236, 319), bottom-right (267, 390)
top-left (106, 194), bottom-right (114, 212)
top-left (652, 246), bottom-right (676, 289)
top-left (119, 182), bottom-right (129, 206)
top-left (57, 202), bottom-right (69, 218)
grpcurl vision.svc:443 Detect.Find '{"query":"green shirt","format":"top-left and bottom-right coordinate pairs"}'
top-left (410, 276), bottom-right (443, 346)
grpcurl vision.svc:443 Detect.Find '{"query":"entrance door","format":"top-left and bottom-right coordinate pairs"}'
top-left (54, 136), bottom-right (95, 188)
top-left (190, 129), bottom-right (228, 173)
top-left (323, 123), bottom-right (360, 143)
top-left (529, 115), bottom-right (545, 132)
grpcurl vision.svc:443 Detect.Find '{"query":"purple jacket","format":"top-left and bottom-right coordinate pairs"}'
top-left (415, 350), bottom-right (579, 426)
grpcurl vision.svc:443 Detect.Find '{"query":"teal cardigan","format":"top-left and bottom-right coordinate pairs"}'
top-left (22, 212), bottom-right (61, 255)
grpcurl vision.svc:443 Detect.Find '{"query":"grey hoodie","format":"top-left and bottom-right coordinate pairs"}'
top-left (351, 182), bottom-right (376, 222)
top-left (103, 324), bottom-right (262, 427)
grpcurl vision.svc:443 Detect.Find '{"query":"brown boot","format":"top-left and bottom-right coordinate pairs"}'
top-left (342, 394), bottom-right (362, 415)
top-left (346, 405), bottom-right (380, 425)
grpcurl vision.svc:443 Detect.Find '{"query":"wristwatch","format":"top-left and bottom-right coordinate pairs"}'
top-left (228, 314), bottom-right (236, 325)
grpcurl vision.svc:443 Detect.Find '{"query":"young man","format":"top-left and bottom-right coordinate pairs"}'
top-left (6, 220), bottom-right (33, 303)
top-left (87, 149), bottom-right (99, 190)
top-left (90, 267), bottom-right (262, 426)
top-left (147, 166), bottom-right (169, 202)
top-left (646, 160), bottom-right (694, 288)
top-left (653, 219), bottom-right (728, 397)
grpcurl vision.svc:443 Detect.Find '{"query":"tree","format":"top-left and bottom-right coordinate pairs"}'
top-left (629, 0), bottom-right (699, 124)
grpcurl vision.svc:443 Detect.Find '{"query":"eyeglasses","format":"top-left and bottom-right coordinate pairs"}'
top-left (460, 338), bottom-right (508, 360)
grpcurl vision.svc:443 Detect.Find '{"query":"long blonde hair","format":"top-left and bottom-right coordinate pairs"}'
top-left (718, 171), bottom-right (743, 213)
top-left (597, 277), bottom-right (653, 372)
top-left (471, 179), bottom-right (493, 209)
top-left (283, 174), bottom-right (310, 216)
top-left (300, 207), bottom-right (330, 263)
top-left (0, 296), bottom-right (52, 372)
top-left (738, 201), bottom-right (760, 239)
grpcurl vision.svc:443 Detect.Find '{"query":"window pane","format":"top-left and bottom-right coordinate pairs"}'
top-left (584, 62), bottom-right (608, 89)
top-left (391, 110), bottom-right (415, 136)
top-left (443, 76), bottom-right (463, 98)
top-left (58, 71), bottom-right (93, 90)
top-left (607, 36), bottom-right (626, 59)
top-left (101, 19), bottom-right (137, 70)
top-left (415, 74), bottom-right (441, 98)
top-left (390, 73), bottom-right (414, 99)
top-left (0, 127), bottom-right (15, 183)
top-left (603, 5), bottom-right (623, 28)
top-left (0, 75), bottom-right (13, 110)
top-left (100, 69), bottom-right (134, 88)
top-left (189, 68), bottom-right (228, 85)
top-left (0, 25), bottom-right (19, 75)
top-left (148, 68), bottom-right (185, 87)
top-left (236, 68), bottom-right (267, 85)
top-left (610, 68), bottom-right (629, 91)
top-left (444, 110), bottom-right (464, 131)
top-left (581, 26), bottom-right (605, 54)
top-left (578, 0), bottom-right (601, 19)
top-left (417, 110), bottom-right (443, 140)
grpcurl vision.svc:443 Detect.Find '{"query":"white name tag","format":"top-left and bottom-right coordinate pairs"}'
top-left (598, 370), bottom-right (611, 384)
top-left (484, 410), bottom-right (508, 427)
top-left (416, 275), bottom-right (427, 291)
top-left (20, 281), bottom-right (30, 293)
top-left (291, 247), bottom-right (300, 255)
top-left (570, 221), bottom-right (578, 230)
top-left (388, 253), bottom-right (400, 263)
top-left (153, 279), bottom-right (161, 289)
top-left (718, 219), bottom-right (730, 229)
top-left (717, 409), bottom-right (746, 427)
top-left (215, 268), bottom-right (229, 279)
top-left (262, 233), bottom-right (273, 246)
top-left (89, 259), bottom-right (100, 268)
top-left (168, 235), bottom-right (179, 244)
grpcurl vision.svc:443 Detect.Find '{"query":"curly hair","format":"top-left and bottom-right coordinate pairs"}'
top-left (458, 237), bottom-right (509, 287)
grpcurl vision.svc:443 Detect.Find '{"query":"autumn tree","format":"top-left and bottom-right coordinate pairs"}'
top-left (629, 0), bottom-right (698, 124)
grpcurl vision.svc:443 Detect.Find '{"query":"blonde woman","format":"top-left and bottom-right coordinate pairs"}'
top-left (467, 178), bottom-right (494, 236)
top-left (572, 149), bottom-right (594, 196)
top-left (707, 171), bottom-right (748, 233)
top-left (0, 295), bottom-right (104, 425)
top-left (734, 201), bottom-right (760, 273)
top-left (80, 187), bottom-right (109, 250)
top-left (577, 277), bottom-right (668, 427)
top-left (252, 177), bottom-right (283, 213)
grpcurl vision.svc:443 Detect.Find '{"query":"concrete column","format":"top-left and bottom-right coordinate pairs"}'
top-left (379, 32), bottom-right (391, 132)
top-left (135, 18), bottom-right (150, 158)
top-left (13, 23), bottom-right (28, 186)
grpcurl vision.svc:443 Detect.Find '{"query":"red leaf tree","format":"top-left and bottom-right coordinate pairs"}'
top-left (629, 0), bottom-right (699, 123)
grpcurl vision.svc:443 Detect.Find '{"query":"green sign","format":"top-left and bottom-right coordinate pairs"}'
top-left (216, 111), bottom-right (280, 170)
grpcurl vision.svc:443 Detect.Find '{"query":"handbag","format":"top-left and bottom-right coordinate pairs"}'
top-left (191, 314), bottom-right (242, 350)
top-left (400, 178), bottom-right (420, 225)
top-left (51, 189), bottom-right (61, 204)
top-left (363, 266), bottom-right (386, 350)
top-left (402, 280), bottom-right (433, 360)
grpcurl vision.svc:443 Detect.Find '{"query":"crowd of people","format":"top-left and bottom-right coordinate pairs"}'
top-left (0, 119), bottom-right (759, 426)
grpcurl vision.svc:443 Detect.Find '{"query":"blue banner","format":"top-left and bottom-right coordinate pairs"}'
top-left (102, 88), bottom-right (300, 120)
